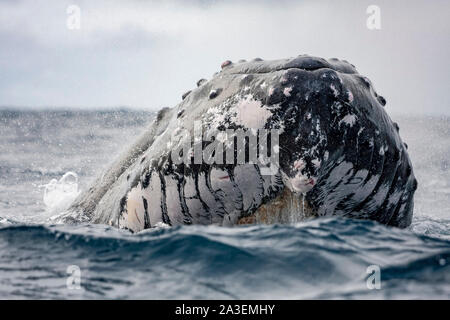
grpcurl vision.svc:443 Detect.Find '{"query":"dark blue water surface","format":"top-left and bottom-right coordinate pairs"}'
top-left (0, 109), bottom-right (449, 299)
top-left (0, 217), bottom-right (449, 299)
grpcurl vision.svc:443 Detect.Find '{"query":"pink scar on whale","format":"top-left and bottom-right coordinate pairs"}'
top-left (221, 60), bottom-right (232, 69)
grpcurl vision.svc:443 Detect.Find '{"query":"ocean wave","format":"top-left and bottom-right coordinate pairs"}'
top-left (0, 217), bottom-right (448, 299)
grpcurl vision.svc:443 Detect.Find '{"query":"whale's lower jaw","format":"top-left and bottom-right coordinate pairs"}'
top-left (237, 188), bottom-right (316, 225)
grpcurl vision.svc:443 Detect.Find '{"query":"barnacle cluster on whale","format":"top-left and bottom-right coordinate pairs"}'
top-left (67, 55), bottom-right (417, 231)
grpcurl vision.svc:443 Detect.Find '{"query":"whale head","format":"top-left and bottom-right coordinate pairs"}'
top-left (68, 55), bottom-right (417, 231)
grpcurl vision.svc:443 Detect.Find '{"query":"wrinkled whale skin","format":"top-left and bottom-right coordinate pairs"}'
top-left (68, 55), bottom-right (417, 231)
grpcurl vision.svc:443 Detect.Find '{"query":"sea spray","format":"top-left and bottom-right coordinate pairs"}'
top-left (41, 172), bottom-right (80, 214)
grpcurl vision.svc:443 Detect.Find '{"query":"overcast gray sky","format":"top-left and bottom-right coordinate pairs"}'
top-left (0, 0), bottom-right (448, 115)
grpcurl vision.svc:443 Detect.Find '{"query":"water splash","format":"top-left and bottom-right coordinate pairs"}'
top-left (41, 172), bottom-right (80, 215)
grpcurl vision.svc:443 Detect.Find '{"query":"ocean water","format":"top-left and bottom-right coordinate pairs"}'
top-left (0, 109), bottom-right (449, 299)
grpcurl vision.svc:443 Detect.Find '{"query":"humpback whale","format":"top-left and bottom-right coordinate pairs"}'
top-left (67, 55), bottom-right (417, 231)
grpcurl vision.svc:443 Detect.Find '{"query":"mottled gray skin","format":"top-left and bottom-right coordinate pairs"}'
top-left (68, 55), bottom-right (417, 231)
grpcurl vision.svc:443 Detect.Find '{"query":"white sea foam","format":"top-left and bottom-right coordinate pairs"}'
top-left (42, 172), bottom-right (80, 215)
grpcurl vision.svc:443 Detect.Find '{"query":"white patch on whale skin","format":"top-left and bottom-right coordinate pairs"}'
top-left (347, 90), bottom-right (354, 102)
top-left (283, 171), bottom-right (316, 194)
top-left (339, 114), bottom-right (357, 127)
top-left (283, 86), bottom-right (293, 97)
top-left (293, 159), bottom-right (306, 171)
top-left (125, 184), bottom-right (146, 232)
top-left (357, 127), bottom-right (364, 136)
top-left (204, 105), bottom-right (228, 129)
top-left (284, 159), bottom-right (317, 194)
top-left (330, 84), bottom-right (339, 97)
top-left (291, 175), bottom-right (315, 193)
top-left (312, 158), bottom-right (321, 168)
top-left (234, 94), bottom-right (272, 129)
